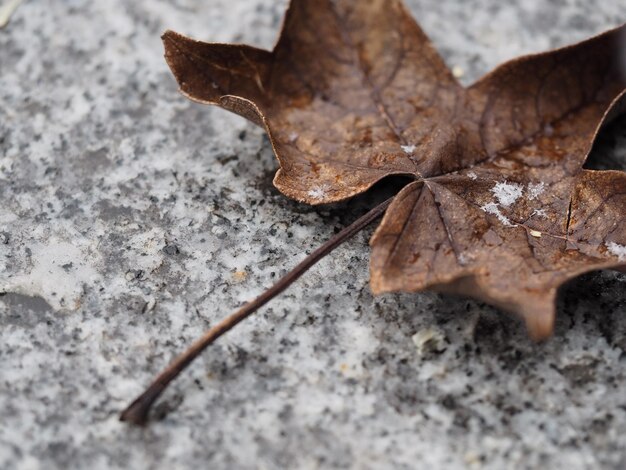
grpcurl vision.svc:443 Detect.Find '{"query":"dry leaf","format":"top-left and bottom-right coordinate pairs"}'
top-left (161, 1), bottom-right (626, 339)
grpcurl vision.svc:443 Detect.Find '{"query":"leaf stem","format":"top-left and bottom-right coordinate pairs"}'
top-left (120, 196), bottom-right (393, 425)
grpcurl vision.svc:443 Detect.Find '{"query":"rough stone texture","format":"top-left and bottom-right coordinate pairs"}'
top-left (0, 1), bottom-right (625, 469)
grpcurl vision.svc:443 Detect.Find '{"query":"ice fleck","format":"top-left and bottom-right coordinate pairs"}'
top-left (412, 327), bottom-right (446, 356)
top-left (467, 171), bottom-right (477, 180)
top-left (401, 144), bottom-right (416, 154)
top-left (531, 208), bottom-right (548, 218)
top-left (307, 187), bottom-right (326, 200)
top-left (527, 182), bottom-right (546, 200)
top-left (543, 123), bottom-right (554, 136)
top-left (491, 181), bottom-right (523, 207)
top-left (481, 202), bottom-right (513, 226)
top-left (606, 242), bottom-right (626, 261)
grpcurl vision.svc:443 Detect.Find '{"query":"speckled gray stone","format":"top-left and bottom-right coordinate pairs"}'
top-left (1, 1), bottom-right (625, 469)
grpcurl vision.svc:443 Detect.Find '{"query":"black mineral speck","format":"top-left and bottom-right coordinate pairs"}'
top-left (162, 244), bottom-right (180, 255)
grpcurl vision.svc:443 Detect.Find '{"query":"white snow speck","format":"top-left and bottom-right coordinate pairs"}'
top-left (543, 123), bottom-right (554, 136)
top-left (467, 171), bottom-right (477, 180)
top-left (481, 202), bottom-right (513, 226)
top-left (527, 182), bottom-right (546, 200)
top-left (401, 144), bottom-right (416, 154)
top-left (307, 187), bottom-right (326, 200)
top-left (289, 132), bottom-right (299, 142)
top-left (531, 208), bottom-right (548, 218)
top-left (607, 242), bottom-right (626, 261)
top-left (412, 327), bottom-right (446, 356)
top-left (491, 181), bottom-right (523, 207)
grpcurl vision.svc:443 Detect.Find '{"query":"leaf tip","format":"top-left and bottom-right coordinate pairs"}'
top-left (525, 315), bottom-right (555, 341)
top-left (519, 294), bottom-right (557, 341)
top-left (161, 29), bottom-right (178, 48)
top-left (161, 30), bottom-right (185, 58)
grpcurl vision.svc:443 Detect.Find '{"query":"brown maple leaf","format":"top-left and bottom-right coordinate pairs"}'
top-left (120, 0), bottom-right (626, 426)
top-left (163, 2), bottom-right (626, 339)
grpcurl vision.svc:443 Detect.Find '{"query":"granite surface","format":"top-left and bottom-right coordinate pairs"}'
top-left (1, 1), bottom-right (626, 469)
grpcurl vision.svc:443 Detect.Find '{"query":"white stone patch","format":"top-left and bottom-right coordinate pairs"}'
top-left (401, 144), bottom-right (416, 154)
top-left (527, 182), bottom-right (546, 200)
top-left (1, 234), bottom-right (102, 311)
top-left (0, 155), bottom-right (15, 179)
top-left (481, 202), bottom-right (514, 226)
top-left (607, 242), bottom-right (626, 261)
top-left (491, 181), bottom-right (523, 207)
top-left (467, 171), bottom-right (478, 180)
top-left (124, 227), bottom-right (167, 273)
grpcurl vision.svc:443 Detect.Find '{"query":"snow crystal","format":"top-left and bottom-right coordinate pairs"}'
top-left (411, 327), bottom-right (446, 356)
top-left (607, 242), bottom-right (626, 261)
top-left (401, 144), bottom-right (416, 154)
top-left (491, 181), bottom-right (523, 207)
top-left (467, 172), bottom-right (477, 180)
top-left (481, 202), bottom-right (513, 226)
top-left (527, 182), bottom-right (546, 200)
top-left (307, 187), bottom-right (326, 200)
